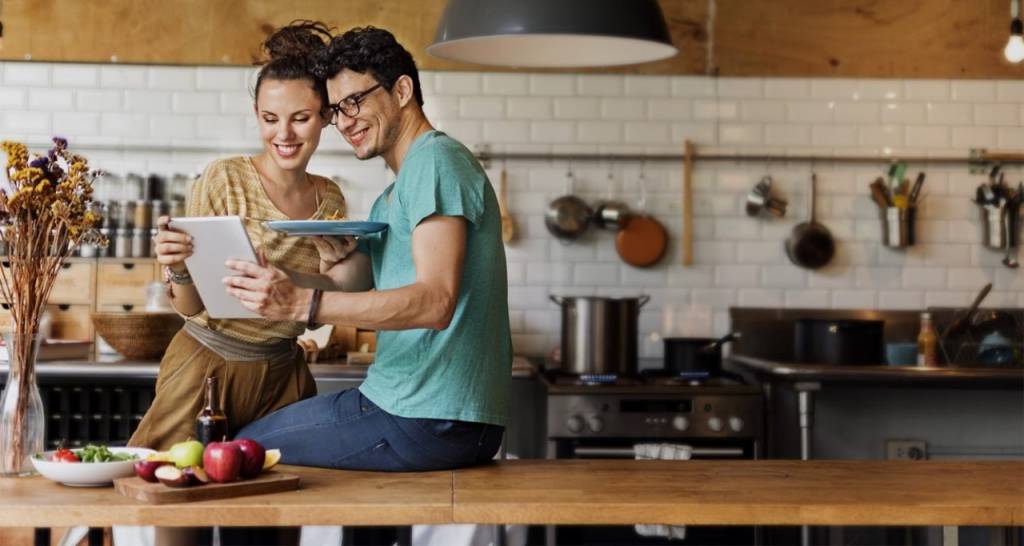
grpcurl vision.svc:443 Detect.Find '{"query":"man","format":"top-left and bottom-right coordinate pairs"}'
top-left (225, 26), bottom-right (511, 471)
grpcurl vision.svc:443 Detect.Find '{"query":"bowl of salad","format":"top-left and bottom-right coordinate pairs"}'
top-left (31, 444), bottom-right (155, 487)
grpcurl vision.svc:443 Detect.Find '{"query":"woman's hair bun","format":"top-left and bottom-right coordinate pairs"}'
top-left (262, 20), bottom-right (333, 63)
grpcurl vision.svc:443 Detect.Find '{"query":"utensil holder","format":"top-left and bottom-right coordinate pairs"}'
top-left (980, 205), bottom-right (1019, 249)
top-left (881, 206), bottom-right (916, 248)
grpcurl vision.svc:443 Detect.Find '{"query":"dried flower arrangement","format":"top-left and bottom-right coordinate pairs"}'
top-left (0, 137), bottom-right (105, 473)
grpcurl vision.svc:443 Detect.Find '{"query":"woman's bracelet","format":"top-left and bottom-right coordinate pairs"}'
top-left (165, 266), bottom-right (193, 285)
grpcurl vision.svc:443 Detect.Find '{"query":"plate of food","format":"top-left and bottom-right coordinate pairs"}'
top-left (264, 220), bottom-right (388, 237)
top-left (32, 444), bottom-right (155, 487)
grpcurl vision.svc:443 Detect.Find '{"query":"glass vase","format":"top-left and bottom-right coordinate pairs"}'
top-left (0, 332), bottom-right (45, 476)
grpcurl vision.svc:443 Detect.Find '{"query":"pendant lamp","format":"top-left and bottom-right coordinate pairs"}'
top-left (427, 0), bottom-right (678, 68)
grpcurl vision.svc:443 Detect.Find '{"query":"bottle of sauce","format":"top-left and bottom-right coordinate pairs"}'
top-left (196, 376), bottom-right (229, 445)
top-left (917, 312), bottom-right (938, 367)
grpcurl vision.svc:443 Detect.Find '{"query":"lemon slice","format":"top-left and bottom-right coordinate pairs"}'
top-left (262, 448), bottom-right (281, 471)
top-left (147, 451), bottom-right (174, 462)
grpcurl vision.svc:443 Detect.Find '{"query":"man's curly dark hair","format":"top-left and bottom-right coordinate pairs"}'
top-left (314, 26), bottom-right (424, 107)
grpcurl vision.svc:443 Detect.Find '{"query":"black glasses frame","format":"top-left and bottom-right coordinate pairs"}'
top-left (329, 83), bottom-right (384, 124)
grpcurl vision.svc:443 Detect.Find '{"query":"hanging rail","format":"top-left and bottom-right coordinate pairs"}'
top-left (26, 139), bottom-right (1024, 167)
top-left (476, 148), bottom-right (1024, 165)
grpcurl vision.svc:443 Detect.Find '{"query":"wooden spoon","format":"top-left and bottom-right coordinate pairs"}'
top-left (498, 167), bottom-right (516, 243)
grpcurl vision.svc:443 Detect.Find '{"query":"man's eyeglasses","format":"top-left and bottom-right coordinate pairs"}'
top-left (328, 83), bottom-right (384, 124)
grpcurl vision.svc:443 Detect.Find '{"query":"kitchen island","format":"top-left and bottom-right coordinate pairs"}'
top-left (0, 460), bottom-right (1019, 546)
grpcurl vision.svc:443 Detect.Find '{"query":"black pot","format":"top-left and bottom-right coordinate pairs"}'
top-left (794, 319), bottom-right (885, 365)
top-left (663, 334), bottom-right (736, 375)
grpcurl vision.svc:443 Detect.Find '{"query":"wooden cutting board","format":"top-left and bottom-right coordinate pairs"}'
top-left (114, 471), bottom-right (300, 504)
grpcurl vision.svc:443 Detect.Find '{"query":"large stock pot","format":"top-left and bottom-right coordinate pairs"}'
top-left (550, 295), bottom-right (650, 376)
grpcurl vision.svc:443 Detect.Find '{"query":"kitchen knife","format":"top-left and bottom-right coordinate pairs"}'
top-left (908, 172), bottom-right (926, 205)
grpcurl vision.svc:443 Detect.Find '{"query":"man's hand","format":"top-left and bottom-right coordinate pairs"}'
top-left (312, 236), bottom-right (358, 274)
top-left (223, 259), bottom-right (313, 321)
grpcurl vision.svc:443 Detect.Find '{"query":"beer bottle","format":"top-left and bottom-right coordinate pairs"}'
top-left (196, 376), bottom-right (229, 445)
top-left (917, 312), bottom-right (938, 367)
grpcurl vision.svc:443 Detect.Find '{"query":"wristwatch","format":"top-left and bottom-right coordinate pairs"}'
top-left (165, 266), bottom-right (193, 285)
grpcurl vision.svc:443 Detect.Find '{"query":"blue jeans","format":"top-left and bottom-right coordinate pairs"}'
top-left (235, 388), bottom-right (504, 472)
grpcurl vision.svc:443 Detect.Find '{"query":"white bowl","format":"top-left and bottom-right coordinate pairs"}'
top-left (31, 447), bottom-right (156, 487)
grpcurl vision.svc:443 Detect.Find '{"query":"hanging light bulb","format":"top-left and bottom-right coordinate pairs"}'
top-left (1006, 19), bottom-right (1024, 63)
top-left (1006, 0), bottom-right (1024, 63)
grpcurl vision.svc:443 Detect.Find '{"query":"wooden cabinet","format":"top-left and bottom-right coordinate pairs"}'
top-left (48, 304), bottom-right (94, 340)
top-left (97, 262), bottom-right (158, 307)
top-left (50, 262), bottom-right (96, 304)
top-left (24, 258), bottom-right (163, 347)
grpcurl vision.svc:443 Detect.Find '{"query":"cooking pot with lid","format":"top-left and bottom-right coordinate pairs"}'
top-left (794, 318), bottom-right (885, 365)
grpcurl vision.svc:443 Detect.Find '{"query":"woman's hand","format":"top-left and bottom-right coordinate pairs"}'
top-left (223, 258), bottom-right (313, 321)
top-left (153, 215), bottom-right (192, 272)
top-left (312, 236), bottom-right (358, 274)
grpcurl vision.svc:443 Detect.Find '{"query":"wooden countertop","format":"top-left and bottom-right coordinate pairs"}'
top-left (0, 465), bottom-right (452, 527)
top-left (0, 460), bottom-right (1020, 527)
top-left (453, 460), bottom-right (1024, 526)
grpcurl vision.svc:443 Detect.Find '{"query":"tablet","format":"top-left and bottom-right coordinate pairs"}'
top-left (168, 216), bottom-right (262, 320)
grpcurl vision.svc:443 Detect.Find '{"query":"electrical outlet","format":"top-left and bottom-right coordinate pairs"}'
top-left (886, 440), bottom-right (927, 460)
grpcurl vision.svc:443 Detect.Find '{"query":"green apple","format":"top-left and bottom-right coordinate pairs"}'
top-left (169, 440), bottom-right (204, 469)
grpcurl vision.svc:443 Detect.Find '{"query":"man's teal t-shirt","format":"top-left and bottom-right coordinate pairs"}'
top-left (357, 130), bottom-right (512, 426)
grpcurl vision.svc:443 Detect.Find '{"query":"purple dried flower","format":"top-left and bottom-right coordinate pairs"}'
top-left (52, 136), bottom-right (68, 149)
top-left (29, 157), bottom-right (49, 169)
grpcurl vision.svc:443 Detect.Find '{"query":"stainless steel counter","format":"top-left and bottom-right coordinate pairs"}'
top-left (726, 354), bottom-right (1024, 464)
top-left (726, 354), bottom-right (1024, 388)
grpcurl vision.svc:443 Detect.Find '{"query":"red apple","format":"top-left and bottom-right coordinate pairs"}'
top-left (184, 466), bottom-right (210, 485)
top-left (134, 460), bottom-right (172, 483)
top-left (232, 438), bottom-right (266, 479)
top-left (154, 465), bottom-right (192, 488)
top-left (203, 441), bottom-right (242, 483)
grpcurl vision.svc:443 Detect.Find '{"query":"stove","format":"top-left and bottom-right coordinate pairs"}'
top-left (542, 371), bottom-right (764, 545)
top-left (545, 371), bottom-right (763, 448)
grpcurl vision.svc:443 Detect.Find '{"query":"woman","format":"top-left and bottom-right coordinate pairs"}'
top-left (128, 21), bottom-right (346, 452)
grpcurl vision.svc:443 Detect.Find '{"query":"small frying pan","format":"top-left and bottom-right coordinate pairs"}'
top-left (785, 173), bottom-right (834, 269)
top-left (616, 215), bottom-right (667, 267)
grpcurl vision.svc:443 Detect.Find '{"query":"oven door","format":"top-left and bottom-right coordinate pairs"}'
top-left (546, 437), bottom-right (758, 546)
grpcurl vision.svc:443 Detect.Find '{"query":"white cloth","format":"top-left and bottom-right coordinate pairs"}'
top-left (633, 443), bottom-right (690, 541)
top-left (412, 524), bottom-right (527, 546)
top-left (633, 443), bottom-right (692, 461)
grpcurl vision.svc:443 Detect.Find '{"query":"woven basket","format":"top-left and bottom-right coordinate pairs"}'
top-left (91, 312), bottom-right (184, 360)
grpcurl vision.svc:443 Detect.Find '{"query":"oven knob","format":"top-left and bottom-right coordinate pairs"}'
top-left (587, 416), bottom-right (605, 433)
top-left (566, 416), bottom-right (584, 434)
top-left (728, 417), bottom-right (745, 432)
top-left (672, 416), bottom-right (689, 431)
top-left (707, 416), bottom-right (724, 432)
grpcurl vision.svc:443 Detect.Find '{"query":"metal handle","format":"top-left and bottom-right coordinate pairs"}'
top-left (637, 295), bottom-right (650, 308)
top-left (549, 295), bottom-right (564, 306)
top-left (571, 446), bottom-right (745, 458)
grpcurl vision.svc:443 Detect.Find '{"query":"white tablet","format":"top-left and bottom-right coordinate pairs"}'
top-left (168, 216), bottom-right (262, 320)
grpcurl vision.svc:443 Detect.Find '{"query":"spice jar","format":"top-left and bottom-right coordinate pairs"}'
top-left (120, 200), bottom-right (136, 230)
top-left (131, 228), bottom-right (149, 258)
top-left (114, 228), bottom-right (133, 258)
top-left (151, 201), bottom-right (165, 225)
top-left (134, 199), bottom-right (152, 231)
top-left (169, 199), bottom-right (186, 219)
top-left (106, 200), bottom-right (122, 230)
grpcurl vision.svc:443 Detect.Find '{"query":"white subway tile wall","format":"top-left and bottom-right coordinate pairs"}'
top-left (1, 63), bottom-right (1021, 356)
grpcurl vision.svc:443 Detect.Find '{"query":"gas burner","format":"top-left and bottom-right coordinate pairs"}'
top-left (578, 374), bottom-right (619, 385)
